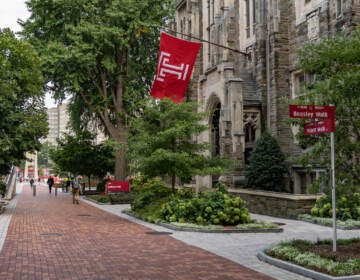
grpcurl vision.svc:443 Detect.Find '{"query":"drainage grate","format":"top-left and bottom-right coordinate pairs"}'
top-left (40, 233), bottom-right (63, 237)
top-left (145, 231), bottom-right (172, 235)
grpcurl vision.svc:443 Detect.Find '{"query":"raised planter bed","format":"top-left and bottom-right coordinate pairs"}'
top-left (229, 188), bottom-right (322, 219)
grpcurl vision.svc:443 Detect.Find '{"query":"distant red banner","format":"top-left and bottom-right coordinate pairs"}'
top-left (106, 181), bottom-right (130, 193)
top-left (289, 105), bottom-right (335, 120)
top-left (304, 119), bottom-right (335, 135)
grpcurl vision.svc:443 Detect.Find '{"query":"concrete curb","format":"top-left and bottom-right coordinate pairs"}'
top-left (158, 221), bottom-right (283, 233)
top-left (122, 211), bottom-right (283, 233)
top-left (257, 249), bottom-right (360, 280)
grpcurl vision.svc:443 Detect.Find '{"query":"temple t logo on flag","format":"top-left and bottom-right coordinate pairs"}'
top-left (150, 32), bottom-right (201, 103)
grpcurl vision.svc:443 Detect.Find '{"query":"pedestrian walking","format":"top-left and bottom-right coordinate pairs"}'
top-left (47, 175), bottom-right (54, 194)
top-left (65, 177), bottom-right (71, 192)
top-left (71, 176), bottom-right (80, 204)
top-left (29, 178), bottom-right (34, 188)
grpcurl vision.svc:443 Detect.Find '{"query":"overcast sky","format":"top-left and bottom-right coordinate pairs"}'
top-left (0, 0), bottom-right (29, 32)
top-left (0, 0), bottom-right (58, 108)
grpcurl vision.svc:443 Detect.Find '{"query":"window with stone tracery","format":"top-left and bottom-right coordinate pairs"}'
top-left (244, 0), bottom-right (256, 38)
top-left (239, 0), bottom-right (256, 50)
top-left (336, 0), bottom-right (343, 18)
top-left (307, 11), bottom-right (319, 40)
top-left (243, 111), bottom-right (259, 164)
top-left (291, 71), bottom-right (315, 99)
top-left (243, 112), bottom-right (258, 145)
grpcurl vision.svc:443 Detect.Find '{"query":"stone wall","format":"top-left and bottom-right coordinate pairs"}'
top-left (229, 188), bottom-right (322, 219)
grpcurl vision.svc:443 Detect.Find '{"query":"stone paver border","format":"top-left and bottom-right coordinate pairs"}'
top-left (257, 249), bottom-right (360, 280)
top-left (122, 209), bottom-right (284, 233)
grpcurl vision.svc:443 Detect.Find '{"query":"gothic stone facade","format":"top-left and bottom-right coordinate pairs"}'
top-left (174, 0), bottom-right (360, 193)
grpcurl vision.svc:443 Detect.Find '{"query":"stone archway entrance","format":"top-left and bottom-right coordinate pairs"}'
top-left (209, 99), bottom-right (221, 187)
top-left (211, 102), bottom-right (221, 157)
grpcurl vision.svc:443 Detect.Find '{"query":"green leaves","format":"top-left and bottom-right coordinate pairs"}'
top-left (0, 29), bottom-right (47, 174)
top-left (50, 131), bottom-right (114, 179)
top-left (295, 26), bottom-right (360, 184)
top-left (244, 132), bottom-right (288, 192)
top-left (129, 99), bottom-right (233, 189)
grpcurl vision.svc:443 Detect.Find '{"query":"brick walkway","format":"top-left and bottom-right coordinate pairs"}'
top-left (0, 183), bottom-right (274, 280)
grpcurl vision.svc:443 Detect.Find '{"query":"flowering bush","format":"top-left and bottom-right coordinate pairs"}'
top-left (160, 183), bottom-right (251, 225)
top-left (310, 192), bottom-right (360, 221)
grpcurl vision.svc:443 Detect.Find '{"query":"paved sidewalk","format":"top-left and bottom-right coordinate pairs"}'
top-left (1, 182), bottom-right (360, 280)
top-left (0, 183), bottom-right (273, 280)
top-left (82, 195), bottom-right (360, 280)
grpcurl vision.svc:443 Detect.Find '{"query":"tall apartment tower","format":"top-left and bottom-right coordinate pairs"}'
top-left (174, 0), bottom-right (360, 192)
top-left (46, 103), bottom-right (70, 145)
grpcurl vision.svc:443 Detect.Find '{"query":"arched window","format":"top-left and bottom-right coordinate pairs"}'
top-left (211, 103), bottom-right (221, 156)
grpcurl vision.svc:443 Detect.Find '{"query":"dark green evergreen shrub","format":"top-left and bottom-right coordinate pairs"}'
top-left (131, 178), bottom-right (172, 211)
top-left (96, 181), bottom-right (106, 192)
top-left (244, 132), bottom-right (288, 192)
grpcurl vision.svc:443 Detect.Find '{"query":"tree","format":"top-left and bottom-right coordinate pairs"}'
top-left (129, 99), bottom-right (232, 191)
top-left (0, 28), bottom-right (48, 174)
top-left (244, 132), bottom-right (288, 192)
top-left (293, 27), bottom-right (360, 185)
top-left (20, 0), bottom-right (173, 180)
top-left (50, 131), bottom-right (114, 187)
top-left (37, 141), bottom-right (55, 172)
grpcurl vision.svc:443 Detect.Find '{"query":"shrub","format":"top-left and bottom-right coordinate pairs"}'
top-left (265, 238), bottom-right (360, 276)
top-left (96, 181), bottom-right (106, 192)
top-left (160, 183), bottom-right (251, 225)
top-left (92, 195), bottom-right (111, 204)
top-left (244, 132), bottom-right (288, 192)
top-left (310, 191), bottom-right (360, 221)
top-left (109, 192), bottom-right (137, 204)
top-left (131, 177), bottom-right (172, 211)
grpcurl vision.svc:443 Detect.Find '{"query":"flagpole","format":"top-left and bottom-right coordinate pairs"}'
top-left (154, 27), bottom-right (250, 58)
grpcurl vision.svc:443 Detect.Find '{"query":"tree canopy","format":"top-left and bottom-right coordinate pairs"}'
top-left (129, 99), bottom-right (232, 191)
top-left (0, 28), bottom-right (48, 174)
top-left (50, 131), bottom-right (114, 185)
top-left (20, 0), bottom-right (173, 180)
top-left (293, 26), bottom-right (360, 185)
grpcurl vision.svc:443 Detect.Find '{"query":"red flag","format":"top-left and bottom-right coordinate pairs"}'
top-left (150, 32), bottom-right (201, 103)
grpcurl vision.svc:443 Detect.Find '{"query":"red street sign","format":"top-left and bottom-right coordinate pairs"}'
top-left (304, 119), bottom-right (335, 135)
top-left (289, 105), bottom-right (335, 119)
top-left (106, 181), bottom-right (130, 193)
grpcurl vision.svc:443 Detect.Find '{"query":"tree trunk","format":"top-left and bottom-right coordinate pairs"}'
top-left (171, 174), bottom-right (176, 192)
top-left (114, 144), bottom-right (126, 181)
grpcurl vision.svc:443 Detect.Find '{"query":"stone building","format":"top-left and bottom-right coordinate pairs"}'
top-left (173, 0), bottom-right (360, 192)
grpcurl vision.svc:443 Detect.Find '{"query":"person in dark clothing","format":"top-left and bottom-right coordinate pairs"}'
top-left (65, 177), bottom-right (71, 192)
top-left (29, 178), bottom-right (34, 188)
top-left (47, 176), bottom-right (54, 194)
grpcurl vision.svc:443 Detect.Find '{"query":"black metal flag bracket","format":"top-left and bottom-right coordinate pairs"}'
top-left (153, 26), bottom-right (250, 58)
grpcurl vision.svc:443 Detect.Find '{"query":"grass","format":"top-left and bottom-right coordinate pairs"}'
top-left (265, 238), bottom-right (360, 276)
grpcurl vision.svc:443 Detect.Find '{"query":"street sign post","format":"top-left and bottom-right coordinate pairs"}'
top-left (290, 104), bottom-right (337, 252)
